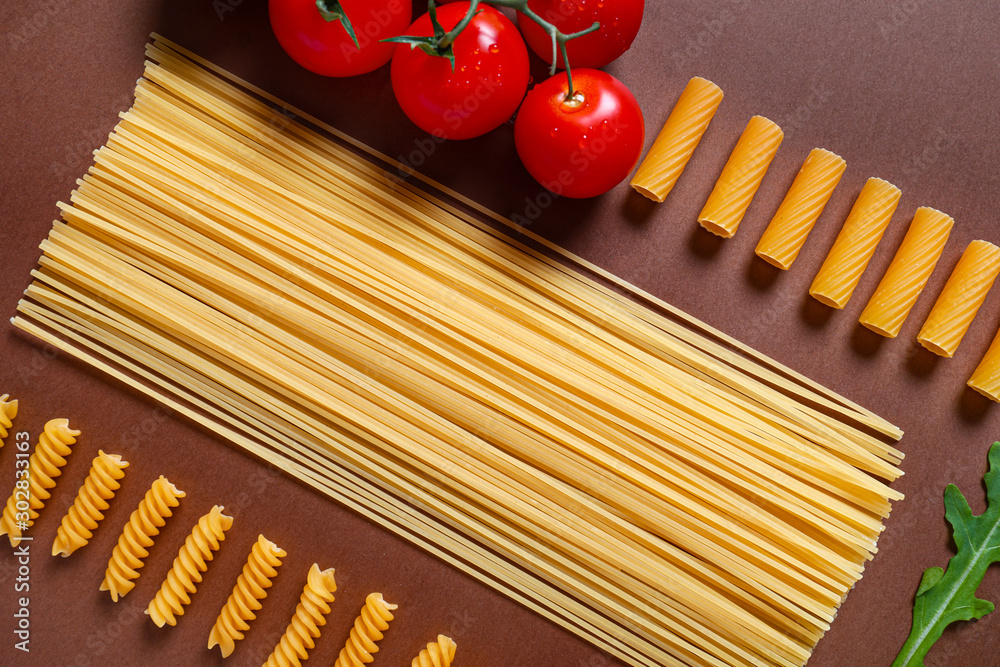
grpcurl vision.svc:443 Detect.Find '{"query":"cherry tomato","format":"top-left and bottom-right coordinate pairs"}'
top-left (269, 0), bottom-right (412, 77)
top-left (518, 0), bottom-right (644, 69)
top-left (391, 3), bottom-right (530, 140)
top-left (514, 69), bottom-right (644, 198)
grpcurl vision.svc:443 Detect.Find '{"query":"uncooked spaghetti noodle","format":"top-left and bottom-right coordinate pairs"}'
top-left (12, 36), bottom-right (905, 667)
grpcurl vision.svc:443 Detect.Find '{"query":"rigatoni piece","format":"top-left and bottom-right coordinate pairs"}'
top-left (631, 77), bottom-right (724, 203)
top-left (809, 178), bottom-right (902, 308)
top-left (755, 148), bottom-right (846, 270)
top-left (969, 327), bottom-right (1000, 401)
top-left (698, 115), bottom-right (784, 238)
top-left (859, 207), bottom-right (954, 337)
top-left (917, 240), bottom-right (1000, 357)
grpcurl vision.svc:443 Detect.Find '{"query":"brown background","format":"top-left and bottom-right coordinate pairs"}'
top-left (2, 0), bottom-right (999, 665)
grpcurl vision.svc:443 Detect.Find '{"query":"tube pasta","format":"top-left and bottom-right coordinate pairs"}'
top-left (208, 534), bottom-right (286, 657)
top-left (146, 504), bottom-right (233, 627)
top-left (264, 564), bottom-right (337, 667)
top-left (334, 593), bottom-right (398, 667)
top-left (101, 475), bottom-right (185, 601)
top-left (10, 37), bottom-right (909, 667)
top-left (917, 240), bottom-right (1000, 357)
top-left (52, 450), bottom-right (129, 557)
top-left (0, 395), bottom-right (17, 448)
top-left (755, 149), bottom-right (846, 270)
top-left (809, 177), bottom-right (902, 308)
top-left (698, 115), bottom-right (783, 238)
top-left (969, 326), bottom-right (1000, 402)
top-left (0, 418), bottom-right (80, 546)
top-left (412, 635), bottom-right (458, 667)
top-left (631, 77), bottom-right (724, 203)
top-left (859, 207), bottom-right (954, 338)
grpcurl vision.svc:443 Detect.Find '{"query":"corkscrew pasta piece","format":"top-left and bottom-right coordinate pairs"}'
top-left (52, 450), bottom-right (129, 557)
top-left (755, 148), bottom-right (847, 270)
top-left (146, 504), bottom-right (233, 627)
top-left (859, 207), bottom-right (954, 338)
top-left (631, 77), bottom-right (724, 203)
top-left (334, 593), bottom-right (398, 667)
top-left (917, 240), bottom-right (1000, 357)
top-left (208, 534), bottom-right (286, 657)
top-left (0, 395), bottom-right (18, 448)
top-left (101, 475), bottom-right (185, 601)
top-left (969, 326), bottom-right (1000, 402)
top-left (809, 177), bottom-right (902, 308)
top-left (0, 418), bottom-right (80, 546)
top-left (411, 635), bottom-right (457, 667)
top-left (264, 563), bottom-right (337, 667)
top-left (698, 115), bottom-right (784, 238)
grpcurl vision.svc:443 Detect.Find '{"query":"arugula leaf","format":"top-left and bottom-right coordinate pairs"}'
top-left (893, 441), bottom-right (1000, 666)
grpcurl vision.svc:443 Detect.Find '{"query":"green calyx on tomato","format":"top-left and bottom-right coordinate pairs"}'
top-left (314, 0), bottom-right (359, 49)
top-left (383, 1), bottom-right (461, 69)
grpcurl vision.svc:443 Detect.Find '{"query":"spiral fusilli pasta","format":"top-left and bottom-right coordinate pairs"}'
top-left (264, 563), bottom-right (338, 667)
top-left (208, 533), bottom-right (286, 657)
top-left (334, 593), bottom-right (398, 667)
top-left (101, 475), bottom-right (185, 601)
top-left (52, 450), bottom-right (129, 557)
top-left (0, 418), bottom-right (80, 546)
top-left (0, 395), bottom-right (18, 448)
top-left (146, 504), bottom-right (233, 627)
top-left (411, 635), bottom-right (457, 667)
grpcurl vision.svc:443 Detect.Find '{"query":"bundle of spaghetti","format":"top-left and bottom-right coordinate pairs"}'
top-left (0, 395), bottom-right (17, 447)
top-left (52, 449), bottom-right (129, 557)
top-left (12, 37), bottom-right (907, 667)
top-left (0, 418), bottom-right (80, 546)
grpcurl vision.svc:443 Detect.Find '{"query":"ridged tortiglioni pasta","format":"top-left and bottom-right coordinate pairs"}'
top-left (755, 148), bottom-right (847, 270)
top-left (52, 450), bottom-right (129, 557)
top-left (809, 177), bottom-right (902, 308)
top-left (147, 504), bottom-right (233, 627)
top-left (859, 207), bottom-right (954, 338)
top-left (630, 77), bottom-right (724, 203)
top-left (208, 534), bottom-right (286, 657)
top-left (917, 240), bottom-right (1000, 357)
top-left (969, 327), bottom-right (1000, 401)
top-left (264, 564), bottom-right (337, 667)
top-left (101, 475), bottom-right (185, 601)
top-left (0, 395), bottom-right (17, 448)
top-left (334, 593), bottom-right (398, 667)
top-left (412, 635), bottom-right (458, 667)
top-left (0, 418), bottom-right (80, 546)
top-left (698, 115), bottom-right (784, 238)
top-left (13, 38), bottom-right (907, 667)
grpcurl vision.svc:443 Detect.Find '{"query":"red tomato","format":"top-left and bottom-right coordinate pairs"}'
top-left (391, 3), bottom-right (530, 140)
top-left (519, 0), bottom-right (644, 69)
top-left (514, 69), bottom-right (644, 198)
top-left (269, 0), bottom-right (412, 77)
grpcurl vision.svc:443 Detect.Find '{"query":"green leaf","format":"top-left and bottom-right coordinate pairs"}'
top-left (893, 442), bottom-right (1000, 666)
top-left (315, 0), bottom-right (359, 49)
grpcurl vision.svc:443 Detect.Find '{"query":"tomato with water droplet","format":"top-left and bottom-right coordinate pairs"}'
top-left (514, 69), bottom-right (644, 198)
top-left (391, 3), bottom-right (530, 140)
top-left (518, 0), bottom-right (644, 69)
